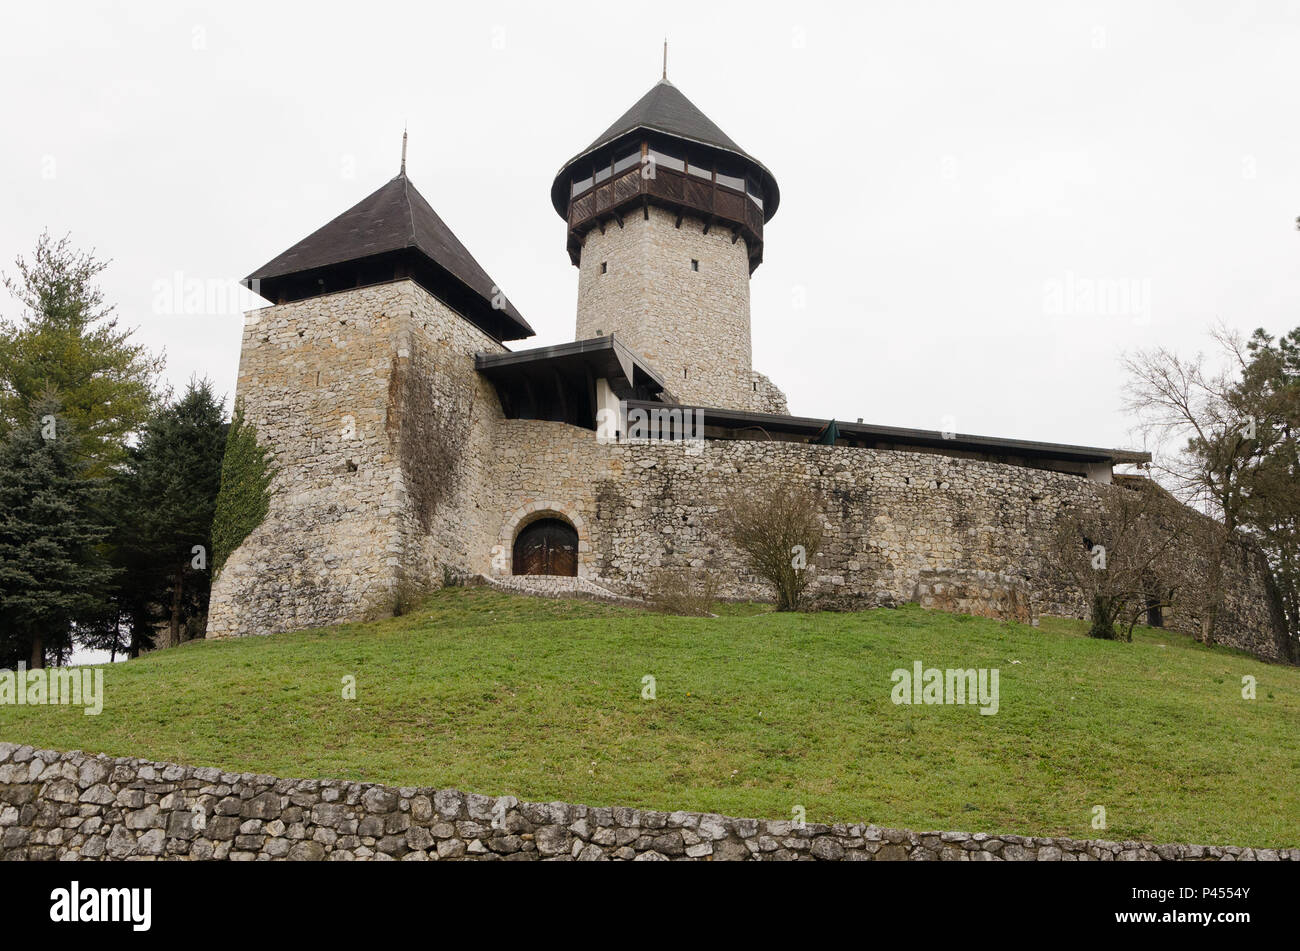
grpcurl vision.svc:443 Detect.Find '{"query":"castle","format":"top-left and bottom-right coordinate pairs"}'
top-left (205, 76), bottom-right (1288, 662)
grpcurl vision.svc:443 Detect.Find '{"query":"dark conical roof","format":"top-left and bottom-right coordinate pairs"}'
top-left (246, 172), bottom-right (532, 340)
top-left (585, 79), bottom-right (748, 157)
top-left (550, 79), bottom-right (779, 220)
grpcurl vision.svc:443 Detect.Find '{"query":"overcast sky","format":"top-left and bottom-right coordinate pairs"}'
top-left (3, 0), bottom-right (1298, 459)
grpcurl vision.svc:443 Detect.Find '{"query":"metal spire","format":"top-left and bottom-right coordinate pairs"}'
top-left (400, 124), bottom-right (408, 175)
top-left (662, 38), bottom-right (668, 80)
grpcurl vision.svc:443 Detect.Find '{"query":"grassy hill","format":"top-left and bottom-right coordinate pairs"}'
top-left (2, 588), bottom-right (1297, 848)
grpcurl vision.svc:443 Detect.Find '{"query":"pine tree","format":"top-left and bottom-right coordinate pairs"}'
top-left (136, 379), bottom-right (227, 647)
top-left (0, 231), bottom-right (162, 476)
top-left (0, 399), bottom-right (114, 668)
top-left (211, 400), bottom-right (275, 577)
top-left (88, 380), bottom-right (228, 654)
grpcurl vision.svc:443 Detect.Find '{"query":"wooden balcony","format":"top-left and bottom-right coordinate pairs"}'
top-left (565, 164), bottom-right (765, 271)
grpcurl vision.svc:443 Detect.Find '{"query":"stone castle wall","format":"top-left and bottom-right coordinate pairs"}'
top-left (206, 280), bottom-right (1288, 662)
top-left (3, 745), bottom-right (1292, 861)
top-left (206, 281), bottom-right (505, 639)
top-left (478, 428), bottom-right (1287, 660)
top-left (574, 205), bottom-right (769, 412)
top-left (751, 371), bottom-right (789, 415)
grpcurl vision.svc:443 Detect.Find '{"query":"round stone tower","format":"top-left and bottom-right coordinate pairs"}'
top-left (550, 78), bottom-right (781, 411)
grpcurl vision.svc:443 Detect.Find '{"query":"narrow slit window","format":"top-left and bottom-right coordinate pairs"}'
top-left (690, 259), bottom-right (699, 271)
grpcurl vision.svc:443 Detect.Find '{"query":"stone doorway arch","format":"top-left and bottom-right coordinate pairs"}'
top-left (495, 501), bottom-right (591, 578)
top-left (512, 517), bottom-right (579, 576)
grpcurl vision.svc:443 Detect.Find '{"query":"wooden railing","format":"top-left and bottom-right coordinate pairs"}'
top-left (567, 164), bottom-right (764, 263)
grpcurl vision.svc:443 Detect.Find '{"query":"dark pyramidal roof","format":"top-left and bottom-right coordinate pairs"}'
top-left (246, 172), bottom-right (532, 340)
top-left (587, 79), bottom-right (747, 157)
top-left (550, 79), bottom-right (780, 219)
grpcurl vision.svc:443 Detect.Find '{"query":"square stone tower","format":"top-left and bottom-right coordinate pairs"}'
top-left (205, 169), bottom-right (531, 637)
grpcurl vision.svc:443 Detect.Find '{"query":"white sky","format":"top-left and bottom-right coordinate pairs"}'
top-left (3, 0), bottom-right (1298, 457)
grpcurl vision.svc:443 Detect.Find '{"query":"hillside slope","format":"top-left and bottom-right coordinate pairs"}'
top-left (1, 589), bottom-right (1296, 847)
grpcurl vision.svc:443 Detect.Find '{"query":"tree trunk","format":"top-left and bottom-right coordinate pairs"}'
top-left (1201, 538), bottom-right (1227, 646)
top-left (1089, 595), bottom-right (1121, 640)
top-left (169, 569), bottom-right (183, 649)
top-left (29, 632), bottom-right (44, 669)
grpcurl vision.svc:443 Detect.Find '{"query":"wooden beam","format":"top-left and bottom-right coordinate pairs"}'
top-left (584, 365), bottom-right (597, 430)
top-left (519, 375), bottom-right (537, 419)
top-left (553, 369), bottom-right (569, 425)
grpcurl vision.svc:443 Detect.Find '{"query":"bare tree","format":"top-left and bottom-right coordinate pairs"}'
top-left (1048, 483), bottom-right (1190, 641)
top-left (715, 481), bottom-right (825, 611)
top-left (1122, 327), bottom-right (1262, 642)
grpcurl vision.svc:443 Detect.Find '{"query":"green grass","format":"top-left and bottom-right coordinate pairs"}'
top-left (2, 587), bottom-right (1297, 847)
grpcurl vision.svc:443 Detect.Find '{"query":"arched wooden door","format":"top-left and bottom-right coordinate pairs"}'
top-left (512, 518), bottom-right (579, 576)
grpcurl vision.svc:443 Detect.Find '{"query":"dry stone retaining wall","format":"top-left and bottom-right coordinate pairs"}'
top-left (1, 746), bottom-right (1294, 862)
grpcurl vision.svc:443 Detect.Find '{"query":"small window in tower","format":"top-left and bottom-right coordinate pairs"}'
top-left (600, 261), bottom-right (607, 274)
top-left (690, 259), bottom-right (699, 272)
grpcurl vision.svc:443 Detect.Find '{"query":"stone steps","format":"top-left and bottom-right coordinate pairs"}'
top-left (476, 574), bottom-right (645, 607)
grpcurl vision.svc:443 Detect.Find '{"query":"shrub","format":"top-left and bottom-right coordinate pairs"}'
top-left (715, 481), bottom-right (825, 611)
top-left (646, 566), bottom-right (719, 616)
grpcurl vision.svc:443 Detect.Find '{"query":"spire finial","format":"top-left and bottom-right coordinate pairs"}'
top-left (662, 38), bottom-right (668, 80)
top-left (400, 124), bottom-right (408, 175)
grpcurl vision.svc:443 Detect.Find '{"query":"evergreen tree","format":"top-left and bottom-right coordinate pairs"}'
top-left (211, 400), bottom-right (275, 577)
top-left (137, 379), bottom-right (227, 647)
top-left (0, 399), bottom-right (114, 668)
top-left (0, 231), bottom-right (163, 476)
top-left (87, 380), bottom-right (228, 654)
top-left (1237, 327), bottom-right (1300, 653)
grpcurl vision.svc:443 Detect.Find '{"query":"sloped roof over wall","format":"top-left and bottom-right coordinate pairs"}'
top-left (246, 172), bottom-right (533, 340)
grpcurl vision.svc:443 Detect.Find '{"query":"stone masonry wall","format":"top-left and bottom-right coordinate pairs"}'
top-left (751, 371), bottom-right (789, 415)
top-left (205, 280), bottom-right (1288, 662)
top-left (574, 205), bottom-right (762, 412)
top-left (205, 280), bottom-right (505, 638)
top-left (2, 746), bottom-right (1292, 861)
top-left (480, 429), bottom-right (1289, 662)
